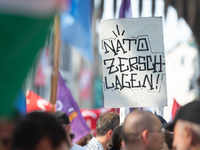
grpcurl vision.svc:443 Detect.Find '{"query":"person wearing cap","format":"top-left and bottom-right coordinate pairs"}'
top-left (84, 112), bottom-right (119, 150)
top-left (54, 111), bottom-right (86, 150)
top-left (122, 110), bottom-right (165, 150)
top-left (165, 101), bottom-right (200, 150)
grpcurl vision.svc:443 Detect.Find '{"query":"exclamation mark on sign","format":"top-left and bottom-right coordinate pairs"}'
top-left (156, 74), bottom-right (160, 89)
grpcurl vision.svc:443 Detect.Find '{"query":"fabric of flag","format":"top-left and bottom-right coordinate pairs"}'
top-left (14, 88), bottom-right (27, 115)
top-left (56, 72), bottom-right (90, 143)
top-left (26, 90), bottom-right (54, 113)
top-left (119, 0), bottom-right (132, 18)
top-left (0, 13), bottom-right (53, 118)
top-left (0, 0), bottom-right (68, 118)
top-left (172, 98), bottom-right (181, 120)
top-left (60, 0), bottom-right (93, 62)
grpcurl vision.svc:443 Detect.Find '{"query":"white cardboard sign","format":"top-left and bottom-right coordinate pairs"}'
top-left (101, 17), bottom-right (167, 108)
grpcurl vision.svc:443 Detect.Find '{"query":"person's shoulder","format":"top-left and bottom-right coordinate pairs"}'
top-left (71, 144), bottom-right (87, 150)
top-left (84, 137), bottom-right (95, 150)
top-left (84, 137), bottom-right (104, 150)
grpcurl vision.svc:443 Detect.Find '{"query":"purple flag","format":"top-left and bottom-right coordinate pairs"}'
top-left (56, 72), bottom-right (90, 143)
top-left (119, 0), bottom-right (132, 18)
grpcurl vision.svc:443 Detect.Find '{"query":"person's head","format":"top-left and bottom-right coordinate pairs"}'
top-left (11, 111), bottom-right (69, 150)
top-left (109, 126), bottom-right (124, 150)
top-left (166, 101), bottom-right (200, 150)
top-left (156, 115), bottom-right (173, 150)
top-left (53, 111), bottom-right (74, 145)
top-left (122, 110), bottom-right (164, 150)
top-left (96, 112), bottom-right (119, 136)
top-left (161, 131), bottom-right (174, 150)
top-left (96, 112), bottom-right (119, 145)
top-left (163, 131), bottom-right (174, 150)
top-left (96, 112), bottom-right (119, 135)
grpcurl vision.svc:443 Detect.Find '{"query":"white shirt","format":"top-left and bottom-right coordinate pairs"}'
top-left (84, 137), bottom-right (104, 150)
top-left (71, 144), bottom-right (87, 150)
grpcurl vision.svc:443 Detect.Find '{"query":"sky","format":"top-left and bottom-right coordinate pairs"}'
top-left (102, 0), bottom-right (192, 53)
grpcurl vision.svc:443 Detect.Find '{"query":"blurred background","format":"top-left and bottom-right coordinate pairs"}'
top-left (0, 0), bottom-right (200, 122)
top-left (20, 0), bottom-right (200, 121)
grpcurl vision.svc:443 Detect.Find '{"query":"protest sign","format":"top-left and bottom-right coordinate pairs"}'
top-left (101, 17), bottom-right (167, 108)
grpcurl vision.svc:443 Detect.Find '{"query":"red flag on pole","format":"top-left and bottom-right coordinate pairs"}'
top-left (172, 98), bottom-right (181, 120)
top-left (26, 90), bottom-right (54, 113)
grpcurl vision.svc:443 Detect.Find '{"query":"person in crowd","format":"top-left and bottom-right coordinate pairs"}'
top-left (162, 131), bottom-right (174, 150)
top-left (0, 119), bottom-right (16, 150)
top-left (85, 112), bottom-right (119, 150)
top-left (76, 134), bottom-right (93, 146)
top-left (53, 111), bottom-right (86, 150)
top-left (122, 110), bottom-right (165, 150)
top-left (11, 111), bottom-right (70, 150)
top-left (165, 101), bottom-right (200, 150)
top-left (108, 125), bottom-right (124, 150)
top-left (156, 114), bottom-right (167, 125)
top-left (156, 114), bottom-right (173, 150)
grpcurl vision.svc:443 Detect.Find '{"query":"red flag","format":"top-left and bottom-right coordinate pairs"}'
top-left (81, 108), bottom-right (119, 136)
top-left (172, 98), bottom-right (181, 120)
top-left (26, 90), bottom-right (54, 113)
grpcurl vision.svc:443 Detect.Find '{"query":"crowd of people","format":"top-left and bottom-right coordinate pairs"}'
top-left (0, 100), bottom-right (200, 150)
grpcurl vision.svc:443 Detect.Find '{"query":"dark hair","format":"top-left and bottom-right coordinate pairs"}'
top-left (156, 115), bottom-right (167, 124)
top-left (165, 131), bottom-right (173, 149)
top-left (11, 112), bottom-right (66, 150)
top-left (165, 101), bottom-right (200, 131)
top-left (96, 112), bottom-right (119, 136)
top-left (53, 111), bottom-right (70, 125)
top-left (108, 126), bottom-right (123, 150)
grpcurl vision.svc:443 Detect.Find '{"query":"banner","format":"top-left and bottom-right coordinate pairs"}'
top-left (56, 73), bottom-right (90, 143)
top-left (101, 17), bottom-right (167, 108)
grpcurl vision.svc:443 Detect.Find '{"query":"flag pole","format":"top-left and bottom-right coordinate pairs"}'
top-left (50, 14), bottom-right (60, 109)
